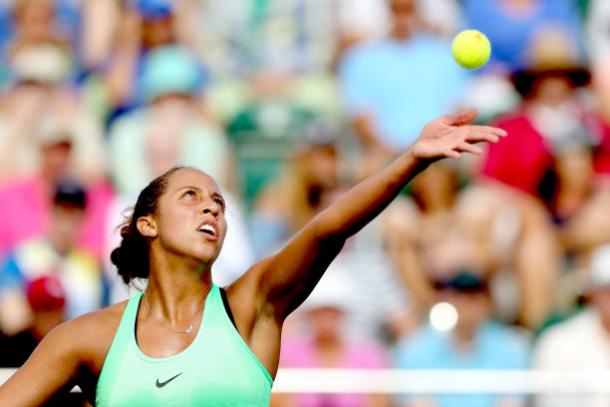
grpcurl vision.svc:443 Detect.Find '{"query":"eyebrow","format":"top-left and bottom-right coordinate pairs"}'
top-left (178, 186), bottom-right (226, 204)
top-left (178, 186), bottom-right (202, 193)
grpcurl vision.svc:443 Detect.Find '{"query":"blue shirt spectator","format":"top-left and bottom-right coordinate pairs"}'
top-left (394, 322), bottom-right (530, 407)
top-left (394, 271), bottom-right (530, 407)
top-left (339, 34), bottom-right (467, 151)
top-left (462, 0), bottom-right (584, 71)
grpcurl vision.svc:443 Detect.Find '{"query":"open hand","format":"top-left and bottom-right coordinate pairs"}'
top-left (411, 109), bottom-right (507, 161)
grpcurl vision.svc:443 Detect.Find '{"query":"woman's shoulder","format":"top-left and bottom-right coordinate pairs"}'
top-left (49, 301), bottom-right (129, 363)
top-left (71, 301), bottom-right (128, 337)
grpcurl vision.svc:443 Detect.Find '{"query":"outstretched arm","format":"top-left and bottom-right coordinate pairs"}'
top-left (244, 110), bottom-right (506, 321)
top-left (0, 309), bottom-right (115, 406)
top-left (0, 323), bottom-right (83, 406)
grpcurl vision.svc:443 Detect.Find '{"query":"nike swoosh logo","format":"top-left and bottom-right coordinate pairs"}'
top-left (155, 372), bottom-right (183, 388)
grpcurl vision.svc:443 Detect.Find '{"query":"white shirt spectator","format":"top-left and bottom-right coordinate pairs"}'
top-left (586, 0), bottom-right (610, 63)
top-left (533, 309), bottom-right (610, 407)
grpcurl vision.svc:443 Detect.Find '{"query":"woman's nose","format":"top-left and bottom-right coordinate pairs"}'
top-left (202, 203), bottom-right (220, 217)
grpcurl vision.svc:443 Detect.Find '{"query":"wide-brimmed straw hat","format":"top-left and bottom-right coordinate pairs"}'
top-left (510, 30), bottom-right (590, 97)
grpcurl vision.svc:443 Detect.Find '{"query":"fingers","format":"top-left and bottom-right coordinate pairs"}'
top-left (443, 143), bottom-right (484, 159)
top-left (468, 125), bottom-right (507, 137)
top-left (455, 142), bottom-right (483, 155)
top-left (465, 126), bottom-right (507, 143)
top-left (444, 109), bottom-right (477, 126)
top-left (466, 132), bottom-right (500, 144)
top-left (444, 150), bottom-right (461, 159)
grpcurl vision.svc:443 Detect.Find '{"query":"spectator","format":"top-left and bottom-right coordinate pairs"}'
top-left (462, 0), bottom-right (584, 71)
top-left (195, 0), bottom-right (339, 79)
top-left (455, 183), bottom-right (561, 329)
top-left (0, 275), bottom-right (66, 366)
top-left (104, 0), bottom-right (181, 105)
top-left (559, 187), bottom-right (610, 260)
top-left (109, 45), bottom-right (235, 195)
top-left (545, 132), bottom-right (597, 225)
top-left (0, 118), bottom-right (113, 260)
top-left (0, 274), bottom-right (83, 404)
top-left (339, 0), bottom-right (467, 164)
top-left (585, 0), bottom-right (610, 63)
top-left (274, 270), bottom-right (391, 407)
top-left (586, 55), bottom-right (610, 180)
top-left (0, 41), bottom-right (107, 183)
top-left (384, 162), bottom-right (467, 315)
top-left (0, 180), bottom-right (102, 334)
top-left (336, 0), bottom-right (391, 49)
top-left (80, 0), bottom-right (121, 72)
top-left (394, 271), bottom-right (530, 407)
top-left (250, 120), bottom-right (340, 257)
top-left (533, 243), bottom-right (610, 407)
top-left (8, 0), bottom-right (80, 58)
top-left (416, 0), bottom-right (462, 39)
top-left (385, 161), bottom-right (561, 329)
top-left (481, 44), bottom-right (591, 201)
top-left (335, 204), bottom-right (414, 343)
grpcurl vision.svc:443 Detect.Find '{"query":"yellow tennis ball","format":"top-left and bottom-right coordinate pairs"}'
top-left (452, 29), bottom-right (491, 69)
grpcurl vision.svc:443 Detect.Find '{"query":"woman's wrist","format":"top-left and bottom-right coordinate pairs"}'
top-left (400, 147), bottom-right (432, 175)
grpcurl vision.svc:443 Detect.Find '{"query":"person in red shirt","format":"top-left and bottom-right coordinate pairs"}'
top-left (481, 64), bottom-right (591, 199)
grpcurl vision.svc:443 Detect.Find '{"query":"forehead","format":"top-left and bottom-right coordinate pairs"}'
top-left (167, 169), bottom-right (221, 194)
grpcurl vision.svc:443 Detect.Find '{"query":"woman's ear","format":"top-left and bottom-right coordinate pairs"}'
top-left (136, 215), bottom-right (158, 238)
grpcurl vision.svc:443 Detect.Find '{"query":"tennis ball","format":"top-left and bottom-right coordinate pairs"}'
top-left (452, 29), bottom-right (491, 69)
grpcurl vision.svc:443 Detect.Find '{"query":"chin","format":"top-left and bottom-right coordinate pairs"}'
top-left (191, 247), bottom-right (221, 264)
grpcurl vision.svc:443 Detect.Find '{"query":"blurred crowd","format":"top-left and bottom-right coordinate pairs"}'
top-left (1, 0), bottom-right (610, 406)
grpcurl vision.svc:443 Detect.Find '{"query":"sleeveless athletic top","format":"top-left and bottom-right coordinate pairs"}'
top-left (96, 285), bottom-right (273, 406)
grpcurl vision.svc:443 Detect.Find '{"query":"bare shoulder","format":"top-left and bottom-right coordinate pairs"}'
top-left (61, 301), bottom-right (126, 337)
top-left (48, 300), bottom-right (129, 370)
top-left (0, 301), bottom-right (131, 406)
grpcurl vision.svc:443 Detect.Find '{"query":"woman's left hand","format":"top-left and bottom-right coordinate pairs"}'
top-left (410, 109), bottom-right (507, 161)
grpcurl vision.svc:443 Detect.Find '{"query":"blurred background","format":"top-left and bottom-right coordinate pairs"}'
top-left (1, 0), bottom-right (610, 406)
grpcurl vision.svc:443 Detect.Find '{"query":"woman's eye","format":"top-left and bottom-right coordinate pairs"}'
top-left (183, 190), bottom-right (196, 198)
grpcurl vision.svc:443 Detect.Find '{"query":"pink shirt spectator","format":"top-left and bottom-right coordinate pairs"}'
top-left (480, 112), bottom-right (552, 196)
top-left (279, 337), bottom-right (389, 407)
top-left (0, 176), bottom-right (114, 260)
top-left (481, 111), bottom-right (610, 196)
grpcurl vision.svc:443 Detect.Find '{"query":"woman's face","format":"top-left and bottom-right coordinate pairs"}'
top-left (153, 169), bottom-right (228, 264)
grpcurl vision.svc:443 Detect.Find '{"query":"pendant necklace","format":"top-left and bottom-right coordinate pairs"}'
top-left (143, 292), bottom-right (197, 334)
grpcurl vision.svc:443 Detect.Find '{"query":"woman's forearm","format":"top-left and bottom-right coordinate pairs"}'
top-left (314, 148), bottom-right (428, 241)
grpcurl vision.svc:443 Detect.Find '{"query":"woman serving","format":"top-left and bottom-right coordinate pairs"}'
top-left (0, 110), bottom-right (505, 406)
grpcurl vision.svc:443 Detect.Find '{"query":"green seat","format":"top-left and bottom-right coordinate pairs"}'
top-left (227, 102), bottom-right (317, 209)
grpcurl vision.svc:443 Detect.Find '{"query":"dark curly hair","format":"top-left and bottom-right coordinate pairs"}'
top-left (111, 166), bottom-right (186, 284)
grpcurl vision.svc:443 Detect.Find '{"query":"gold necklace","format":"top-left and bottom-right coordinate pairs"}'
top-left (143, 292), bottom-right (198, 334)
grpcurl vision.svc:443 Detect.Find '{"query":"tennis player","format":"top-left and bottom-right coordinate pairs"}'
top-left (0, 110), bottom-right (505, 406)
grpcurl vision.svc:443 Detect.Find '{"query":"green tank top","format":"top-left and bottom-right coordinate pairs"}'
top-left (96, 285), bottom-right (273, 406)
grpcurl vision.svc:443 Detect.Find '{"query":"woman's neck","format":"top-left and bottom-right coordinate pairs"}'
top-left (146, 253), bottom-right (213, 325)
